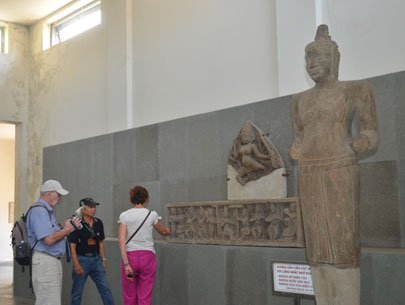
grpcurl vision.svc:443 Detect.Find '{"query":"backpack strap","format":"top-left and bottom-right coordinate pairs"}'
top-left (26, 203), bottom-right (52, 251)
top-left (15, 221), bottom-right (25, 243)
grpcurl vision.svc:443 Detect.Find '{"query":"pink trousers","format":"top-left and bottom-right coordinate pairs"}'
top-left (121, 250), bottom-right (157, 305)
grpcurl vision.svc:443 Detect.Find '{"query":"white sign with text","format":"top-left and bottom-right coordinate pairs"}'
top-left (273, 262), bottom-right (314, 296)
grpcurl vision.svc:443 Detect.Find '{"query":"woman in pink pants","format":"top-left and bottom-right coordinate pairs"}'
top-left (118, 186), bottom-right (171, 305)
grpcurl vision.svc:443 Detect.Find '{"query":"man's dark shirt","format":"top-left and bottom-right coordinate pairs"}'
top-left (69, 217), bottom-right (105, 256)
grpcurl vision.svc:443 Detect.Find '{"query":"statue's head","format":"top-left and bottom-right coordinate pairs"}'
top-left (240, 122), bottom-right (255, 144)
top-left (305, 24), bottom-right (340, 82)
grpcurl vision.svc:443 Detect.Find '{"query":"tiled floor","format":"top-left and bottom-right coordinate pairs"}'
top-left (0, 262), bottom-right (34, 305)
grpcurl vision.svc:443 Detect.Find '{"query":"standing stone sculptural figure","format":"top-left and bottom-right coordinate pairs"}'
top-left (290, 25), bottom-right (378, 305)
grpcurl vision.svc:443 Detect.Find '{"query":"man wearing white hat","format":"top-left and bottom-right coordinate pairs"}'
top-left (27, 179), bottom-right (82, 305)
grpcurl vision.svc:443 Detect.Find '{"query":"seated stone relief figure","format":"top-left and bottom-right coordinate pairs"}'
top-left (283, 203), bottom-right (297, 234)
top-left (197, 207), bottom-right (208, 239)
top-left (265, 203), bottom-right (283, 241)
top-left (228, 121), bottom-right (284, 186)
top-left (168, 207), bottom-right (178, 238)
top-left (237, 207), bottom-right (251, 239)
top-left (290, 24), bottom-right (378, 305)
top-left (185, 207), bottom-right (197, 239)
top-left (250, 204), bottom-right (265, 239)
top-left (206, 207), bottom-right (217, 239)
top-left (280, 216), bottom-right (296, 241)
top-left (219, 206), bottom-right (237, 240)
top-left (175, 208), bottom-right (186, 239)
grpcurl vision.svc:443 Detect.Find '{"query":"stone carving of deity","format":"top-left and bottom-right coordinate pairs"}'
top-left (228, 121), bottom-right (284, 186)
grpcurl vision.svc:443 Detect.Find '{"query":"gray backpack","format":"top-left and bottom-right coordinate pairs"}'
top-left (10, 203), bottom-right (49, 266)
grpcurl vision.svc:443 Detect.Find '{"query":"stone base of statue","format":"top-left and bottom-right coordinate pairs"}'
top-left (311, 265), bottom-right (360, 305)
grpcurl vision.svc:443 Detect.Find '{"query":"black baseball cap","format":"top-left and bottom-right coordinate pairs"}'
top-left (79, 197), bottom-right (100, 207)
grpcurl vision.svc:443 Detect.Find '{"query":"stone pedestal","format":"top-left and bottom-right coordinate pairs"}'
top-left (227, 166), bottom-right (287, 200)
top-left (311, 265), bottom-right (360, 305)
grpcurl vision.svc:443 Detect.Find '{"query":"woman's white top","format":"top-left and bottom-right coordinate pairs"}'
top-left (119, 208), bottom-right (160, 254)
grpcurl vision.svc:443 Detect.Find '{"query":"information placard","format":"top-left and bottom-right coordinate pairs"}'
top-left (272, 262), bottom-right (314, 296)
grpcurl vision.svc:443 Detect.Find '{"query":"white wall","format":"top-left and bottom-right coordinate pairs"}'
top-left (326, 0), bottom-right (405, 81)
top-left (0, 138), bottom-right (15, 262)
top-left (30, 27), bottom-right (109, 146)
top-left (276, 0), bottom-right (405, 95)
top-left (275, 0), bottom-right (317, 96)
top-left (131, 0), bottom-right (279, 127)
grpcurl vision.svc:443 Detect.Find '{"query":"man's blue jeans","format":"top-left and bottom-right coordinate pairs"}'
top-left (71, 255), bottom-right (115, 305)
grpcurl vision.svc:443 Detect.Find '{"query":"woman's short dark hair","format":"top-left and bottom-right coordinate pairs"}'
top-left (129, 186), bottom-right (149, 204)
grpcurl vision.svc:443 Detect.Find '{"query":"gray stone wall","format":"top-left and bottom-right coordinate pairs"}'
top-left (15, 71), bottom-right (405, 304)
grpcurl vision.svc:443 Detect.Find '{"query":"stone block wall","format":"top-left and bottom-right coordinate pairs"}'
top-left (14, 71), bottom-right (405, 304)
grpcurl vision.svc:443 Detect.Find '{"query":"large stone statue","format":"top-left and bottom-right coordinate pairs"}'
top-left (290, 25), bottom-right (379, 305)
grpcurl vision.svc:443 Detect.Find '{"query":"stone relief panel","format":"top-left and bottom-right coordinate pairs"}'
top-left (166, 198), bottom-right (303, 247)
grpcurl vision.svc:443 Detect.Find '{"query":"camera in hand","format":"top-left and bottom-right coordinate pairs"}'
top-left (70, 215), bottom-right (83, 230)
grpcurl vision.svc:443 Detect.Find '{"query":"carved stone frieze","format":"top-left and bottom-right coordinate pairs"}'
top-left (166, 198), bottom-right (303, 247)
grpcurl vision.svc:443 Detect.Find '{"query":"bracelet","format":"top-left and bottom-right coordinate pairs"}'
top-left (102, 257), bottom-right (107, 261)
top-left (124, 262), bottom-right (130, 266)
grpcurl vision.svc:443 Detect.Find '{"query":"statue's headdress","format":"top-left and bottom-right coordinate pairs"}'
top-left (305, 24), bottom-right (340, 78)
top-left (239, 121), bottom-right (256, 141)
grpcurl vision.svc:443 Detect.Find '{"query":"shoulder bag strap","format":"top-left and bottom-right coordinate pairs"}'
top-left (126, 210), bottom-right (151, 245)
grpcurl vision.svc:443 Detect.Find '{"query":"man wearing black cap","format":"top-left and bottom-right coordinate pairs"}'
top-left (69, 198), bottom-right (115, 305)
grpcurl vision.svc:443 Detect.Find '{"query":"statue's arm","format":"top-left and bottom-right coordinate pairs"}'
top-left (290, 94), bottom-right (303, 160)
top-left (251, 144), bottom-right (271, 159)
top-left (228, 140), bottom-right (240, 162)
top-left (352, 81), bottom-right (379, 154)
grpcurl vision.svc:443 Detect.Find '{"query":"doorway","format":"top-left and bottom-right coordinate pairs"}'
top-left (0, 122), bottom-right (16, 285)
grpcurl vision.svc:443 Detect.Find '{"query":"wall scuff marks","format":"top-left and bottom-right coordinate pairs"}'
top-left (28, 47), bottom-right (65, 201)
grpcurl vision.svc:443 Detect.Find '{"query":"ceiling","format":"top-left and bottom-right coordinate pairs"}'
top-left (0, 0), bottom-right (73, 25)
